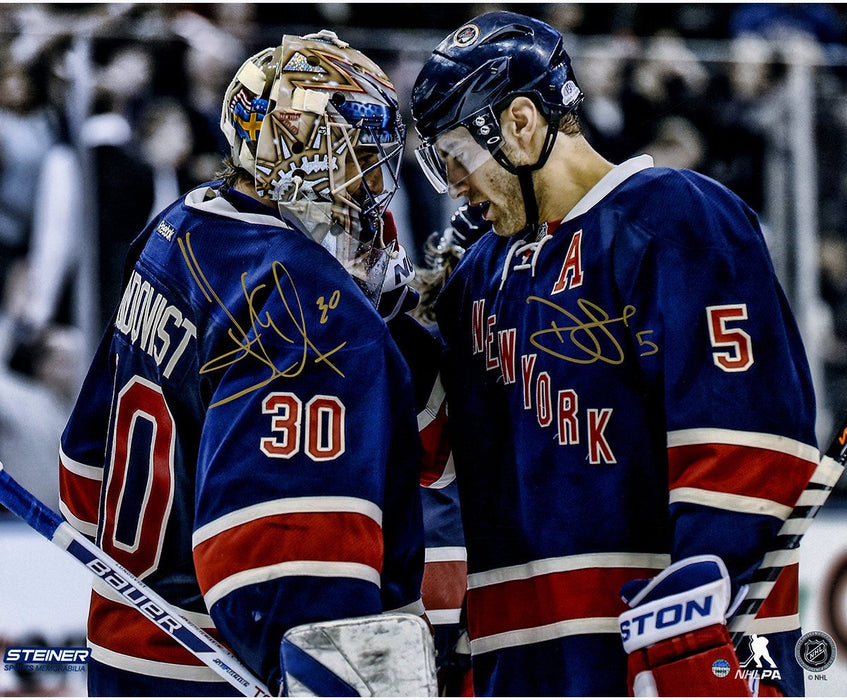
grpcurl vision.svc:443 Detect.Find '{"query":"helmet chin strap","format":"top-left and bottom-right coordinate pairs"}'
top-left (491, 115), bottom-right (561, 239)
top-left (515, 165), bottom-right (540, 237)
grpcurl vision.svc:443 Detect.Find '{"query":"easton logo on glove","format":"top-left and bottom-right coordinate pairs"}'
top-left (618, 555), bottom-right (732, 653)
top-left (620, 594), bottom-right (717, 645)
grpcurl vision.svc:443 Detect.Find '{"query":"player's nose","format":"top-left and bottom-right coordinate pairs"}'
top-left (448, 177), bottom-right (469, 200)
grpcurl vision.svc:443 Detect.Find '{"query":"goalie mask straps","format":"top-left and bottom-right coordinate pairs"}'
top-left (280, 637), bottom-right (360, 697)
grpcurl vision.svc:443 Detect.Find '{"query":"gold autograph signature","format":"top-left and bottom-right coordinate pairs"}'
top-left (526, 296), bottom-right (658, 365)
top-left (178, 233), bottom-right (346, 407)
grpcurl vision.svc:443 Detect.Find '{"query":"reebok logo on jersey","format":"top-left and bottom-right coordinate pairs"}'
top-left (156, 220), bottom-right (176, 242)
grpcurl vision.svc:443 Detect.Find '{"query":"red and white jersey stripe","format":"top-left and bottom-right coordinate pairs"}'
top-left (192, 496), bottom-right (384, 608)
top-left (667, 428), bottom-right (819, 516)
top-left (422, 546), bottom-right (467, 626)
top-left (58, 447), bottom-right (102, 537)
top-left (418, 374), bottom-right (453, 488)
top-left (466, 552), bottom-right (669, 655)
top-left (87, 581), bottom-right (221, 682)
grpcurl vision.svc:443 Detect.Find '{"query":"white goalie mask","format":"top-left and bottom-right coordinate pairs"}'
top-left (220, 31), bottom-right (406, 304)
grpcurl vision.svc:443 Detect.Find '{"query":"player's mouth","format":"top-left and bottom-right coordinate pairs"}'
top-left (474, 201), bottom-right (492, 220)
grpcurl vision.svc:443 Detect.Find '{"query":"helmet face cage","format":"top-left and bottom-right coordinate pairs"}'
top-left (220, 32), bottom-right (406, 302)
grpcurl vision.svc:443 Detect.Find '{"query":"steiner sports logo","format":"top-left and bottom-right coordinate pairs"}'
top-left (4, 647), bottom-right (90, 673)
top-left (795, 631), bottom-right (837, 672)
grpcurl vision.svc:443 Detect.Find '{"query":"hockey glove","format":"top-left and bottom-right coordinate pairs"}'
top-left (449, 203), bottom-right (491, 249)
top-left (618, 555), bottom-right (751, 697)
top-left (423, 203), bottom-right (491, 270)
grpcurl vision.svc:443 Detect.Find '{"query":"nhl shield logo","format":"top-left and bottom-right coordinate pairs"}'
top-left (795, 631), bottom-right (836, 672)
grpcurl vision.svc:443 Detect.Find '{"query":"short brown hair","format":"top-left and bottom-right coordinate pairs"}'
top-left (559, 109), bottom-right (581, 136)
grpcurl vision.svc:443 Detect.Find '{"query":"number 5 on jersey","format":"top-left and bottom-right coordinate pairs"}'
top-left (261, 392), bottom-right (346, 461)
top-left (707, 304), bottom-right (754, 372)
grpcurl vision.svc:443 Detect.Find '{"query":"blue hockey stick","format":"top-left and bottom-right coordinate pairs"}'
top-left (0, 463), bottom-right (270, 697)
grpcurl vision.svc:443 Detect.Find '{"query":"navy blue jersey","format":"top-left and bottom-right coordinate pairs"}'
top-left (59, 183), bottom-right (425, 695)
top-left (436, 156), bottom-right (817, 696)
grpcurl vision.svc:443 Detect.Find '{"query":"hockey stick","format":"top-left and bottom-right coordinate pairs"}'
top-left (728, 418), bottom-right (847, 644)
top-left (0, 463), bottom-right (271, 697)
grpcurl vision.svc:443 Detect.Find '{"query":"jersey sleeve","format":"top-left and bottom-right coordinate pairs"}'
top-left (386, 313), bottom-right (454, 488)
top-left (58, 333), bottom-right (114, 538)
top-left (190, 254), bottom-right (424, 692)
top-left (616, 174), bottom-right (818, 612)
top-left (386, 312), bottom-right (468, 687)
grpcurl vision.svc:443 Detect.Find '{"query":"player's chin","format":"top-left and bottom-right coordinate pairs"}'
top-left (480, 201), bottom-right (506, 236)
top-left (489, 209), bottom-right (521, 237)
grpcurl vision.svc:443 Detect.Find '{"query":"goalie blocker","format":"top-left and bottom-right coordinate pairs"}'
top-left (618, 555), bottom-right (751, 697)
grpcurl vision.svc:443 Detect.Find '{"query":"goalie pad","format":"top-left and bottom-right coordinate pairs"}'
top-left (280, 613), bottom-right (437, 697)
top-left (618, 555), bottom-right (751, 697)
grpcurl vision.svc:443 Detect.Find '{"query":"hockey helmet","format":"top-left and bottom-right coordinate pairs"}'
top-left (410, 11), bottom-right (583, 197)
top-left (221, 31), bottom-right (406, 302)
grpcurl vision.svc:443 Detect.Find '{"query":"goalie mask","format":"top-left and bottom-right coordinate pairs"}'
top-left (221, 31), bottom-right (406, 303)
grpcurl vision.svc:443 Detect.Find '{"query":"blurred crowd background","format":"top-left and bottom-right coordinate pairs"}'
top-left (2, 3), bottom-right (847, 694)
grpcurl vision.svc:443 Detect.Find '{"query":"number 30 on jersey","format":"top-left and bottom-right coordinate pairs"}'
top-left (260, 392), bottom-right (346, 461)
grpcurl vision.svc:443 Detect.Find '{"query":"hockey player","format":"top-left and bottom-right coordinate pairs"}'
top-left (58, 32), bottom-right (425, 696)
top-left (410, 10), bottom-right (818, 697)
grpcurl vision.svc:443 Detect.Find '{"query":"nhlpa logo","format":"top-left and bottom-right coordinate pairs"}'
top-left (156, 220), bottom-right (176, 242)
top-left (736, 633), bottom-right (781, 682)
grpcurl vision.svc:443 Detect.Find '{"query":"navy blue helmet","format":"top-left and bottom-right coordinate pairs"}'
top-left (411, 11), bottom-right (583, 195)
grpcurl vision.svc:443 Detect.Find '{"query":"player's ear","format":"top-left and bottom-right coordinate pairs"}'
top-left (500, 97), bottom-right (543, 164)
